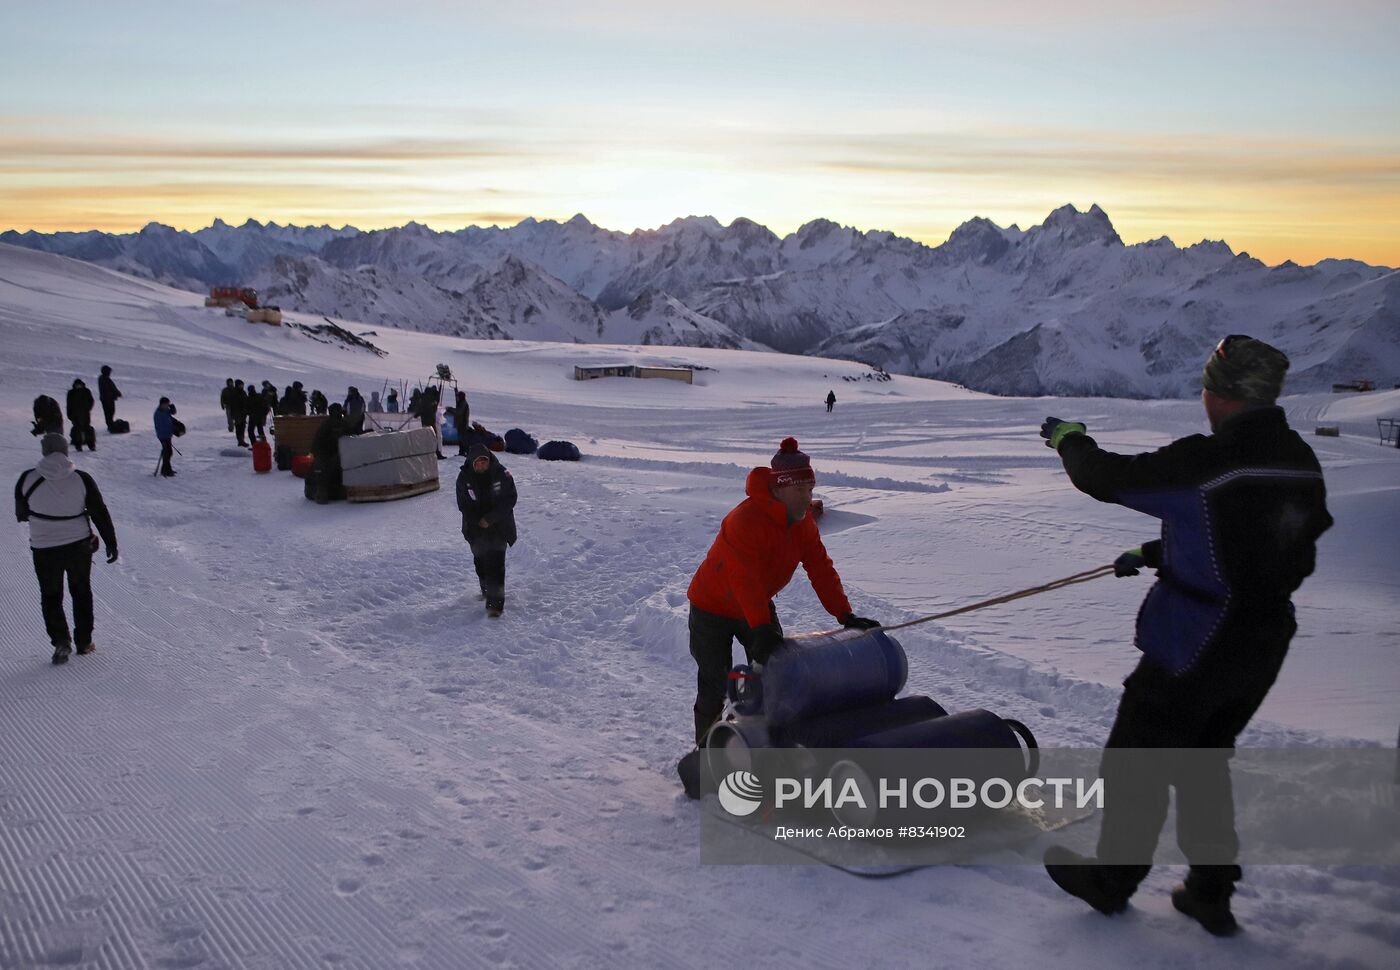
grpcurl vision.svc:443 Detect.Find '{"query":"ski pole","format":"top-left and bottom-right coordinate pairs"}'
top-left (876, 565), bottom-right (1117, 634)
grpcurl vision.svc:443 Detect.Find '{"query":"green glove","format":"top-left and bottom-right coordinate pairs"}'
top-left (1114, 547), bottom-right (1146, 577)
top-left (1040, 416), bottom-right (1087, 450)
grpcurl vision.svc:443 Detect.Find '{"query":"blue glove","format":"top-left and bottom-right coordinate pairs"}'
top-left (1114, 547), bottom-right (1146, 577)
top-left (1040, 416), bottom-right (1087, 450)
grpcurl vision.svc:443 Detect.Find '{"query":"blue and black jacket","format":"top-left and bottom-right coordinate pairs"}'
top-left (1056, 407), bottom-right (1332, 677)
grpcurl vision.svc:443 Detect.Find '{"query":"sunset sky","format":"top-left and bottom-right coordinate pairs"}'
top-left (3, 0), bottom-right (1397, 265)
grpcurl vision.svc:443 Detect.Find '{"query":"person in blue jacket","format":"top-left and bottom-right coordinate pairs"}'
top-left (1039, 336), bottom-right (1333, 936)
top-left (154, 398), bottom-right (177, 477)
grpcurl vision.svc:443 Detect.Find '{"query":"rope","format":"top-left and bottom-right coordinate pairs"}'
top-left (875, 565), bottom-right (1117, 634)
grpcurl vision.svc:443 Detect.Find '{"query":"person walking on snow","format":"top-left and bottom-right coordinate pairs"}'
top-left (245, 380), bottom-right (269, 442)
top-left (154, 398), bottom-right (177, 477)
top-left (825, 389), bottom-right (836, 413)
top-left (66, 379), bottom-right (96, 451)
top-left (456, 443), bottom-right (517, 617)
top-left (685, 438), bottom-right (880, 745)
top-left (1039, 336), bottom-right (1332, 936)
top-left (228, 378), bottom-right (249, 447)
top-left (97, 365), bottom-right (121, 432)
top-left (14, 434), bottom-right (118, 664)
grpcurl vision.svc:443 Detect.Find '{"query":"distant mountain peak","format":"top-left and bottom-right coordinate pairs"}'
top-left (1032, 203), bottom-right (1122, 247)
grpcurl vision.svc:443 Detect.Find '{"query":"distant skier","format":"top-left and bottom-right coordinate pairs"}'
top-left (309, 389), bottom-right (328, 416)
top-left (456, 443), bottom-right (517, 617)
top-left (1039, 336), bottom-right (1333, 936)
top-left (245, 380), bottom-right (269, 443)
top-left (66, 379), bottom-right (96, 451)
top-left (288, 381), bottom-right (309, 415)
top-left (825, 389), bottom-right (836, 413)
top-left (369, 390), bottom-right (382, 413)
top-left (31, 394), bottom-right (63, 437)
top-left (154, 398), bottom-right (177, 477)
top-left (385, 388), bottom-right (399, 413)
top-left (685, 438), bottom-right (880, 745)
top-left (14, 433), bottom-right (118, 664)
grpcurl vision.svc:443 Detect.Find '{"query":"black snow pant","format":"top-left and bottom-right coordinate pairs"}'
top-left (688, 603), bottom-right (781, 746)
top-left (32, 538), bottom-right (94, 649)
top-left (159, 438), bottom-right (174, 476)
top-left (233, 413), bottom-right (248, 446)
top-left (1093, 617), bottom-right (1293, 902)
top-left (225, 409), bottom-right (235, 433)
top-left (70, 421), bottom-right (96, 451)
top-left (248, 416), bottom-right (266, 442)
top-left (101, 398), bottom-right (116, 430)
top-left (826, 401), bottom-right (834, 412)
top-left (468, 536), bottom-right (508, 610)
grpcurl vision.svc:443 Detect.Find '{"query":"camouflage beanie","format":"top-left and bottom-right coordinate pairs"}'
top-left (1202, 335), bottom-right (1289, 404)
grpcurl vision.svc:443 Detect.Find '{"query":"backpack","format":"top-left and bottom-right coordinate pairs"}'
top-left (504, 428), bottom-right (539, 455)
top-left (171, 417), bottom-right (187, 437)
top-left (109, 419), bottom-right (131, 434)
top-left (537, 440), bottom-right (581, 461)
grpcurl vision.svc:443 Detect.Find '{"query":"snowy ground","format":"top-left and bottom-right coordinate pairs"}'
top-left (1, 242), bottom-right (1397, 969)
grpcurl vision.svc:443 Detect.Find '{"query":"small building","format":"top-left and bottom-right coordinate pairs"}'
top-left (573, 364), bottom-right (693, 385)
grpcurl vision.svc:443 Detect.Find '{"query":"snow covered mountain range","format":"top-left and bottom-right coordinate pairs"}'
top-left (5, 207), bottom-right (1396, 396)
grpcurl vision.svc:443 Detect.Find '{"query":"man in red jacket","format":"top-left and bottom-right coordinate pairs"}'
top-left (686, 437), bottom-right (880, 744)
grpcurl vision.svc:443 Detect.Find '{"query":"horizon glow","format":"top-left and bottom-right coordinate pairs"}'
top-left (2, 1), bottom-right (1397, 266)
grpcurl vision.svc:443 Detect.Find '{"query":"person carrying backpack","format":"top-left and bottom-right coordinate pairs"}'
top-left (14, 434), bottom-right (118, 664)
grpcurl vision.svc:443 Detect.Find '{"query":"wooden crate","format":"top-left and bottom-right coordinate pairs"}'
top-left (345, 478), bottom-right (440, 503)
top-left (271, 415), bottom-right (327, 455)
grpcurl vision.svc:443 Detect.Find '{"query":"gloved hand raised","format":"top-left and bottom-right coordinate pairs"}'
top-left (841, 613), bottom-right (881, 630)
top-left (748, 624), bottom-right (785, 665)
top-left (1040, 416), bottom-right (1087, 450)
top-left (1113, 547), bottom-right (1146, 577)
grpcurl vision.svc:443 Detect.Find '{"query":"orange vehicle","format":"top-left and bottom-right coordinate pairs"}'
top-left (207, 286), bottom-right (260, 309)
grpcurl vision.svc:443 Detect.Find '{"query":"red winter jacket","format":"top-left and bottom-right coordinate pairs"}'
top-left (687, 467), bottom-right (852, 629)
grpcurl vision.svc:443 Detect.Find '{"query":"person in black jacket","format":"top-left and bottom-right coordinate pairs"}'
top-left (15, 434), bottom-right (119, 664)
top-left (245, 380), bottom-right (269, 442)
top-left (66, 380), bottom-right (97, 451)
top-left (309, 404), bottom-right (353, 504)
top-left (32, 395), bottom-right (63, 437)
top-left (288, 381), bottom-right (308, 415)
top-left (228, 378), bottom-right (249, 446)
top-left (1039, 336), bottom-right (1333, 936)
top-left (418, 387), bottom-right (444, 459)
top-left (220, 378), bottom-right (237, 432)
top-left (452, 390), bottom-right (471, 456)
top-left (456, 443), bottom-right (517, 616)
top-left (97, 365), bottom-right (121, 431)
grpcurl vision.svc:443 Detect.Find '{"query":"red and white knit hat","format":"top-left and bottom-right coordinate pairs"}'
top-left (770, 437), bottom-right (815, 487)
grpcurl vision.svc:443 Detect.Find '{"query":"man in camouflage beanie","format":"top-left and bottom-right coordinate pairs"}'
top-left (1201, 334), bottom-right (1289, 405)
top-left (1037, 335), bottom-right (1332, 935)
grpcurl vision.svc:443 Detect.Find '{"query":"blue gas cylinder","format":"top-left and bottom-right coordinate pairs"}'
top-left (761, 628), bottom-right (908, 727)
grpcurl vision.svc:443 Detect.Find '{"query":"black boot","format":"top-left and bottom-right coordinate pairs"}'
top-left (52, 643), bottom-right (71, 665)
top-left (1172, 867), bottom-right (1241, 936)
top-left (1044, 847), bottom-right (1130, 915)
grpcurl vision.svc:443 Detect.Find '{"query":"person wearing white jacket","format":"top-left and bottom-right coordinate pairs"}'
top-left (13, 434), bottom-right (119, 665)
